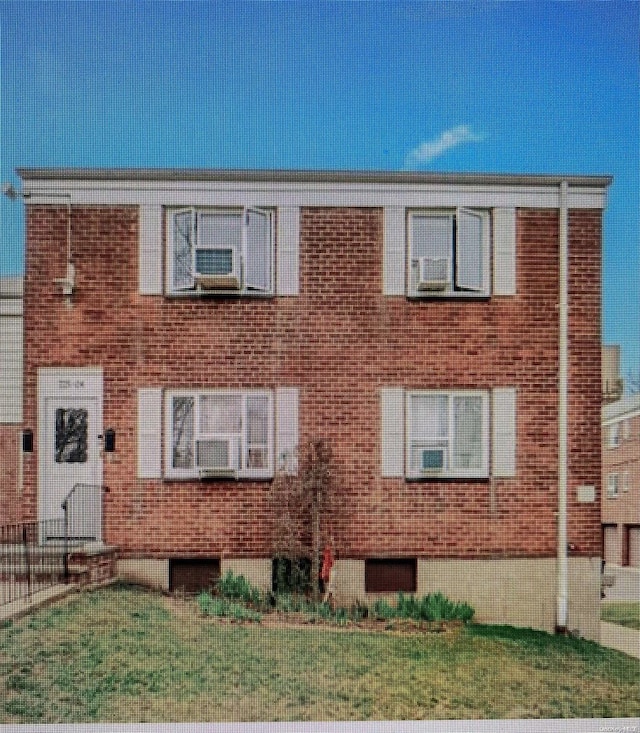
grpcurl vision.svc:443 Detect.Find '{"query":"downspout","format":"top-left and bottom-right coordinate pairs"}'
top-left (556, 179), bottom-right (569, 634)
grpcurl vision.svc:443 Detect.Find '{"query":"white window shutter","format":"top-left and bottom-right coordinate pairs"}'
top-left (245, 208), bottom-right (272, 291)
top-left (138, 388), bottom-right (163, 479)
top-left (492, 388), bottom-right (517, 477)
top-left (381, 388), bottom-right (405, 477)
top-left (493, 208), bottom-right (516, 295)
top-left (276, 387), bottom-right (299, 474)
top-left (456, 208), bottom-right (486, 292)
top-left (139, 206), bottom-right (163, 295)
top-left (383, 207), bottom-right (406, 295)
top-left (170, 209), bottom-right (196, 291)
top-left (276, 206), bottom-right (300, 295)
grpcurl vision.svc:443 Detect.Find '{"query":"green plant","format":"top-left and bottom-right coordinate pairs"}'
top-left (197, 592), bottom-right (261, 623)
top-left (421, 592), bottom-right (453, 622)
top-left (372, 599), bottom-right (395, 621)
top-left (216, 571), bottom-right (255, 604)
top-left (334, 607), bottom-right (350, 626)
top-left (372, 592), bottom-right (475, 623)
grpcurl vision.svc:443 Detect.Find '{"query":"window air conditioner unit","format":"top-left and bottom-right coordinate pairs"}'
top-left (417, 256), bottom-right (450, 291)
top-left (419, 447), bottom-right (445, 474)
top-left (196, 436), bottom-right (239, 478)
top-left (195, 248), bottom-right (241, 290)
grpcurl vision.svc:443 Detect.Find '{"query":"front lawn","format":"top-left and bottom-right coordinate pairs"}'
top-left (601, 601), bottom-right (640, 630)
top-left (0, 584), bottom-right (638, 723)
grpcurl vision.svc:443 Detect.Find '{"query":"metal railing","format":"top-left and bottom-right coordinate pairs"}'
top-left (61, 483), bottom-right (107, 580)
top-left (0, 519), bottom-right (67, 606)
top-left (0, 484), bottom-right (109, 607)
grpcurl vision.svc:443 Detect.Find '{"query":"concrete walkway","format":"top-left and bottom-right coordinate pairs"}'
top-left (599, 621), bottom-right (640, 659)
top-left (0, 583), bottom-right (75, 624)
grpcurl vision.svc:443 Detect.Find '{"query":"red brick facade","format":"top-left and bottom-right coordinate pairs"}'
top-left (18, 173), bottom-right (604, 569)
top-left (0, 426), bottom-right (20, 524)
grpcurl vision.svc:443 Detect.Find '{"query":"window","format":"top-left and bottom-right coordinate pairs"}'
top-left (622, 471), bottom-right (630, 493)
top-left (365, 559), bottom-right (417, 593)
top-left (622, 418), bottom-right (631, 441)
top-left (55, 408), bottom-right (88, 463)
top-left (408, 209), bottom-right (489, 297)
top-left (607, 473), bottom-right (619, 499)
top-left (165, 390), bottom-right (273, 479)
top-left (608, 423), bottom-right (620, 448)
top-left (406, 391), bottom-right (489, 479)
top-left (169, 208), bottom-right (273, 294)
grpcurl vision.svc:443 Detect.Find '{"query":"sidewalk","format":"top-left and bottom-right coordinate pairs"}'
top-left (599, 621), bottom-right (640, 659)
top-left (0, 583), bottom-right (75, 624)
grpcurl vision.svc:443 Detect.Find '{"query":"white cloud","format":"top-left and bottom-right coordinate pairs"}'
top-left (404, 125), bottom-right (482, 168)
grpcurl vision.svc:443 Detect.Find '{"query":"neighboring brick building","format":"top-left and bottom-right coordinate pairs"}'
top-left (602, 395), bottom-right (640, 567)
top-left (0, 275), bottom-right (23, 525)
top-left (15, 168), bottom-right (609, 638)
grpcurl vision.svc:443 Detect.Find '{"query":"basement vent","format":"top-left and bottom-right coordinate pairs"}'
top-left (365, 558), bottom-right (417, 593)
top-left (169, 558), bottom-right (221, 594)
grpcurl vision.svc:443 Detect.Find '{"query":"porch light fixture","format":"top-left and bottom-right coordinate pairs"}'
top-left (22, 429), bottom-right (33, 453)
top-left (103, 428), bottom-right (116, 453)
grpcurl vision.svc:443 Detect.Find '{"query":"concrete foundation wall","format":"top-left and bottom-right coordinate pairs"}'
top-left (117, 559), bottom-right (169, 590)
top-left (116, 555), bottom-right (601, 642)
top-left (221, 558), bottom-right (272, 591)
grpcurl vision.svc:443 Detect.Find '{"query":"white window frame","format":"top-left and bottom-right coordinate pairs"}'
top-left (164, 389), bottom-right (274, 480)
top-left (405, 390), bottom-right (490, 479)
top-left (622, 418), bottom-right (631, 441)
top-left (607, 473), bottom-right (619, 499)
top-left (407, 209), bottom-right (490, 298)
top-left (608, 423), bottom-right (620, 449)
top-left (166, 207), bottom-right (274, 296)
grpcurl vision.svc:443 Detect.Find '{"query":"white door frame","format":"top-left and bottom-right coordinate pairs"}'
top-left (37, 367), bottom-right (104, 541)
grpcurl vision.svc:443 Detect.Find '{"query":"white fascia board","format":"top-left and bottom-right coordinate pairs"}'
top-left (21, 178), bottom-right (609, 209)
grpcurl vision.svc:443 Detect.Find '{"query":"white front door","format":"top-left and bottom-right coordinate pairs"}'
top-left (38, 369), bottom-right (103, 541)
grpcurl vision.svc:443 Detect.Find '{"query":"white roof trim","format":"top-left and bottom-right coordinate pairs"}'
top-left (17, 169), bottom-right (611, 209)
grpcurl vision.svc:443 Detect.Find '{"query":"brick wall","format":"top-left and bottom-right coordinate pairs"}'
top-left (21, 204), bottom-right (603, 560)
top-left (0, 426), bottom-right (20, 524)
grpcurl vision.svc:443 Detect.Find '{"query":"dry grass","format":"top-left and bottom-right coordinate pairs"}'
top-left (0, 584), bottom-right (638, 723)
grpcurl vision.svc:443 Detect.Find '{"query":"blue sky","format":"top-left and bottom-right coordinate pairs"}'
top-left (1, 1), bottom-right (638, 379)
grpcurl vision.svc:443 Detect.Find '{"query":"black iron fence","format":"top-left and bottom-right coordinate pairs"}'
top-left (0, 519), bottom-right (67, 606)
top-left (0, 483), bottom-right (107, 607)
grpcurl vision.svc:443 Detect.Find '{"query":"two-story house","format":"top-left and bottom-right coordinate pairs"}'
top-left (13, 168), bottom-right (609, 639)
top-left (602, 394), bottom-right (640, 567)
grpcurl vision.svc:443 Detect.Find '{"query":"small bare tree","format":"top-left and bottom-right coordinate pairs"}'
top-left (270, 439), bottom-right (334, 600)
